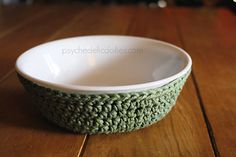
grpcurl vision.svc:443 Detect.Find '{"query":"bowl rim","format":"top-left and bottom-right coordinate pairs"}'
top-left (15, 35), bottom-right (192, 94)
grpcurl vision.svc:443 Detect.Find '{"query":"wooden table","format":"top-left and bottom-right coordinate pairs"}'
top-left (0, 5), bottom-right (235, 157)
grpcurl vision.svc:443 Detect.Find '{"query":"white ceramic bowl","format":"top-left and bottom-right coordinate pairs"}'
top-left (16, 36), bottom-right (192, 134)
top-left (16, 35), bottom-right (191, 94)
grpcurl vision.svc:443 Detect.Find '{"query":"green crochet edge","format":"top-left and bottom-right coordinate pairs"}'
top-left (17, 71), bottom-right (190, 134)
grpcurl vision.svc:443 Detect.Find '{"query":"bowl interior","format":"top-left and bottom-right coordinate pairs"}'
top-left (16, 36), bottom-right (190, 91)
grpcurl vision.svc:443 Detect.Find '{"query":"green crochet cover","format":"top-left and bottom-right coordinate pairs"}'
top-left (17, 71), bottom-right (190, 134)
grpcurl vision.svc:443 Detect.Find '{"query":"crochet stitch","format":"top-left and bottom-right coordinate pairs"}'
top-left (17, 71), bottom-right (190, 134)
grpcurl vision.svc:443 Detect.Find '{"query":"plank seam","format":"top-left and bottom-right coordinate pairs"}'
top-left (46, 7), bottom-right (89, 41)
top-left (78, 135), bottom-right (89, 157)
top-left (78, 7), bottom-right (137, 157)
top-left (191, 72), bottom-right (221, 157)
top-left (0, 69), bottom-right (14, 85)
top-left (0, 8), bottom-right (52, 39)
top-left (172, 9), bottom-right (221, 157)
top-left (125, 7), bottom-right (137, 35)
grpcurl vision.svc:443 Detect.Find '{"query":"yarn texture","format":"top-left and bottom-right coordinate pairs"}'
top-left (17, 71), bottom-right (190, 134)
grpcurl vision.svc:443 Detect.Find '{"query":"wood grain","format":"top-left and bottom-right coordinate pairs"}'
top-left (1, 6), bottom-right (234, 157)
top-left (175, 8), bottom-right (236, 157)
top-left (82, 8), bottom-right (214, 157)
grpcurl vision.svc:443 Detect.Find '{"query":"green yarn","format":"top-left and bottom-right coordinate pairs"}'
top-left (17, 71), bottom-right (190, 134)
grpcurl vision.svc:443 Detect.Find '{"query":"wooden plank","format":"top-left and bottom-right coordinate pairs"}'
top-left (175, 8), bottom-right (236, 157)
top-left (0, 6), bottom-right (81, 80)
top-left (82, 8), bottom-right (215, 157)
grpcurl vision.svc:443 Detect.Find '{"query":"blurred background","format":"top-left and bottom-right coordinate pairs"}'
top-left (0, 0), bottom-right (236, 10)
